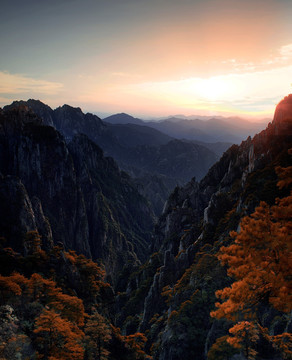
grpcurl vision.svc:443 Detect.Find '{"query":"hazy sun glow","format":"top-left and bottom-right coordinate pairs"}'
top-left (0, 0), bottom-right (291, 118)
top-left (197, 77), bottom-right (234, 101)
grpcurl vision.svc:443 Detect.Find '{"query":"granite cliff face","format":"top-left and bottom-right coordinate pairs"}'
top-left (68, 134), bottom-right (154, 267)
top-left (0, 105), bottom-right (90, 256)
top-left (0, 105), bottom-right (154, 282)
top-left (119, 96), bottom-right (292, 359)
top-left (0, 174), bottom-right (53, 253)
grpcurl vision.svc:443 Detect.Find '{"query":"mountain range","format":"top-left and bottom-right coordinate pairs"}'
top-left (104, 113), bottom-right (269, 144)
top-left (5, 100), bottom-right (232, 215)
top-left (0, 95), bottom-right (291, 359)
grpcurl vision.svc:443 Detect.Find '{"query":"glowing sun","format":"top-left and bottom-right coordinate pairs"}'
top-left (198, 76), bottom-right (233, 101)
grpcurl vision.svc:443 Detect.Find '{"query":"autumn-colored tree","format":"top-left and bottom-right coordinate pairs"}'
top-left (84, 311), bottom-right (112, 360)
top-left (211, 161), bottom-right (292, 358)
top-left (0, 273), bottom-right (28, 305)
top-left (0, 275), bottom-right (22, 302)
top-left (28, 273), bottom-right (60, 303)
top-left (124, 332), bottom-right (150, 360)
top-left (71, 253), bottom-right (110, 303)
top-left (50, 292), bottom-right (85, 327)
top-left (212, 199), bottom-right (291, 319)
top-left (109, 326), bottom-right (152, 360)
top-left (227, 321), bottom-right (259, 360)
top-left (26, 273), bottom-right (86, 327)
top-left (33, 308), bottom-right (84, 360)
top-left (207, 335), bottom-right (237, 360)
top-left (0, 270), bottom-right (87, 359)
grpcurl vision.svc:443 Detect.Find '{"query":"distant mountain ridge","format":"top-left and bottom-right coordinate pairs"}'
top-left (106, 123), bottom-right (173, 147)
top-left (104, 112), bottom-right (269, 144)
top-left (104, 112), bottom-right (145, 125)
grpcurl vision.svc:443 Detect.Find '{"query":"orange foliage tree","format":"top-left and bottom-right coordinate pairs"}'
top-left (84, 311), bottom-right (112, 360)
top-left (33, 308), bottom-right (84, 359)
top-left (211, 163), bottom-right (292, 359)
top-left (0, 271), bottom-right (86, 358)
top-left (109, 325), bottom-right (151, 360)
top-left (207, 335), bottom-right (237, 360)
top-left (124, 332), bottom-right (150, 360)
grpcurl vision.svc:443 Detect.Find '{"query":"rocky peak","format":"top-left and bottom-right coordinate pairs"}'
top-left (53, 103), bottom-right (106, 140)
top-left (4, 99), bottom-right (54, 127)
top-left (1, 104), bottom-right (43, 134)
top-left (60, 104), bottom-right (83, 112)
top-left (272, 94), bottom-right (292, 134)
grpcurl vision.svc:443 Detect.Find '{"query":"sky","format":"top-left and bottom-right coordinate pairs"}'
top-left (0, 0), bottom-right (292, 119)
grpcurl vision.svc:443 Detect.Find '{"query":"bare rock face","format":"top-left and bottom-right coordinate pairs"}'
top-left (0, 105), bottom-right (154, 283)
top-left (0, 175), bottom-right (37, 252)
top-left (68, 134), bottom-right (155, 278)
top-left (273, 94), bottom-right (292, 130)
top-left (0, 105), bottom-right (91, 256)
top-left (30, 196), bottom-right (54, 251)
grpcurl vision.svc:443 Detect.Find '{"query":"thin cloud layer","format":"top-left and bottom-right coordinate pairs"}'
top-left (0, 72), bottom-right (63, 96)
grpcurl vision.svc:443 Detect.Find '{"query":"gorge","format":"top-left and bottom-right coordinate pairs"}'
top-left (0, 95), bottom-right (291, 359)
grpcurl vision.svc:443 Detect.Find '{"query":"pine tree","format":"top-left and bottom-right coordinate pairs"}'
top-left (84, 311), bottom-right (111, 360)
top-left (211, 158), bottom-right (292, 359)
top-left (34, 308), bottom-right (84, 359)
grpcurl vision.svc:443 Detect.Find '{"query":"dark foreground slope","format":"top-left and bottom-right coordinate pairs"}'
top-left (0, 105), bottom-right (154, 281)
top-left (118, 96), bottom-right (292, 360)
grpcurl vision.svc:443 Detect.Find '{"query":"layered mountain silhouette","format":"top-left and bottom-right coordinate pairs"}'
top-left (104, 113), bottom-right (268, 144)
top-left (0, 95), bottom-right (291, 360)
top-left (5, 100), bottom-right (224, 214)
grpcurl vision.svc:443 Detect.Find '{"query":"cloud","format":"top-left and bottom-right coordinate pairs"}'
top-left (0, 71), bottom-right (63, 95)
top-left (218, 43), bottom-right (292, 71)
top-left (110, 72), bottom-right (142, 79)
top-left (279, 43), bottom-right (292, 59)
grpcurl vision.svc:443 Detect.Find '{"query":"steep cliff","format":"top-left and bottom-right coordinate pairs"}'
top-left (68, 134), bottom-right (154, 270)
top-left (120, 95), bottom-right (292, 359)
top-left (0, 105), bottom-right (154, 282)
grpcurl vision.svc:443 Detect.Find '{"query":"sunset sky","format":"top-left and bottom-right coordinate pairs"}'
top-left (1, 0), bottom-right (292, 119)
